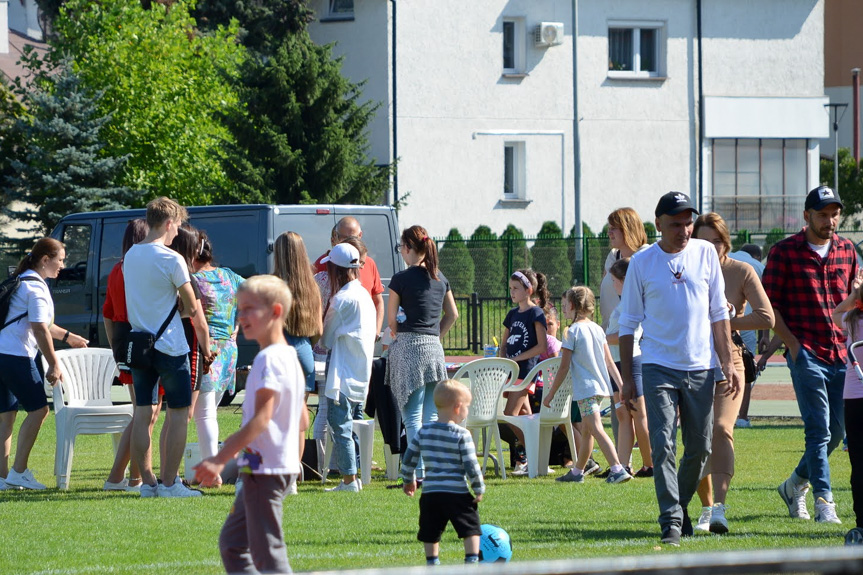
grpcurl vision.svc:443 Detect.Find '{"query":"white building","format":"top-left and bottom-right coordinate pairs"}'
top-left (309, 0), bottom-right (827, 236)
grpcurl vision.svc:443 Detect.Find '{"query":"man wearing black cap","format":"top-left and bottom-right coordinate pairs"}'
top-left (763, 185), bottom-right (857, 525)
top-left (618, 191), bottom-right (740, 546)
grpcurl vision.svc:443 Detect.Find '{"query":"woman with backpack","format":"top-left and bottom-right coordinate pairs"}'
top-left (0, 238), bottom-right (88, 491)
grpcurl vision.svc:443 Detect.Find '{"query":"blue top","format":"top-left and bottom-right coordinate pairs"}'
top-left (503, 305), bottom-right (546, 379)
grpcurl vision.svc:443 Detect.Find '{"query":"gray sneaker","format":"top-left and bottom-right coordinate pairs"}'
top-left (555, 470), bottom-right (584, 483)
top-left (778, 477), bottom-right (810, 519)
top-left (606, 469), bottom-right (632, 484)
top-left (158, 481), bottom-right (202, 498)
top-left (140, 483), bottom-right (159, 498)
top-left (583, 459), bottom-right (601, 476)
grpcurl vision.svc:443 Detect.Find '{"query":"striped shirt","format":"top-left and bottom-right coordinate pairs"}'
top-left (763, 230), bottom-right (857, 365)
top-left (401, 422), bottom-right (485, 496)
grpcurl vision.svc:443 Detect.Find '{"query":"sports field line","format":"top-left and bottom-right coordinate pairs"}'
top-left (29, 559), bottom-right (221, 575)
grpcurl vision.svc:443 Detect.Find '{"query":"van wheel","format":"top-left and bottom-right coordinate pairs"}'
top-left (219, 390), bottom-right (237, 407)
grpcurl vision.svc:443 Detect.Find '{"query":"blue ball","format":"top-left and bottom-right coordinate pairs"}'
top-left (479, 524), bottom-right (512, 562)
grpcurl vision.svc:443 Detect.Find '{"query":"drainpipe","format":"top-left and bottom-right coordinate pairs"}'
top-left (696, 0), bottom-right (704, 209)
top-left (853, 67), bottom-right (860, 165)
top-left (572, 0), bottom-right (582, 261)
top-left (390, 0), bottom-right (398, 206)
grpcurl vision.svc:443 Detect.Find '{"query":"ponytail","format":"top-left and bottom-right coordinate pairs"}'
top-left (534, 271), bottom-right (550, 311)
top-left (15, 238), bottom-right (64, 276)
top-left (401, 225), bottom-right (439, 280)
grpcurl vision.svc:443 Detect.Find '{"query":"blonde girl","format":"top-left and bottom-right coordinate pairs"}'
top-left (543, 286), bottom-right (631, 484)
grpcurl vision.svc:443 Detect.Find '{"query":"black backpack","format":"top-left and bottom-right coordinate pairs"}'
top-left (0, 275), bottom-right (43, 331)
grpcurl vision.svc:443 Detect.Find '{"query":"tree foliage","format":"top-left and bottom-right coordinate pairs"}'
top-left (821, 148), bottom-right (863, 227)
top-left (468, 225), bottom-right (505, 298)
top-left (438, 228), bottom-right (474, 297)
top-left (219, 33), bottom-right (390, 205)
top-left (531, 221), bottom-right (571, 296)
top-left (2, 62), bottom-right (133, 234)
top-left (43, 0), bottom-right (245, 206)
top-left (193, 0), bottom-right (313, 52)
top-left (501, 224), bottom-right (531, 274)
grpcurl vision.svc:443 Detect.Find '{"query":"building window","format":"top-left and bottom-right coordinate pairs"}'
top-left (502, 18), bottom-right (525, 75)
top-left (504, 142), bottom-right (526, 198)
top-left (709, 139), bottom-right (808, 231)
top-left (608, 22), bottom-right (664, 78)
top-left (328, 0), bottom-right (354, 19)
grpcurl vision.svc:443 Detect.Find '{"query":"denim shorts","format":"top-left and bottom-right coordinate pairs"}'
top-left (131, 349), bottom-right (192, 408)
top-left (0, 353), bottom-right (48, 413)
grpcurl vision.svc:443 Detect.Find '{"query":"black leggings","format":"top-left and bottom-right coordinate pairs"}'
top-left (845, 398), bottom-right (863, 528)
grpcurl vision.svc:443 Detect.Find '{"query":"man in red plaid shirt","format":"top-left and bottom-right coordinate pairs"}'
top-left (762, 185), bottom-right (857, 525)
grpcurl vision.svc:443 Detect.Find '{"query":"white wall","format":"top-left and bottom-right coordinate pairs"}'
top-left (7, 0), bottom-right (42, 41)
top-left (1, 1), bottom-right (9, 54)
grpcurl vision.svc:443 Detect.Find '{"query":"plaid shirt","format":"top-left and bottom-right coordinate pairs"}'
top-left (763, 229), bottom-right (857, 365)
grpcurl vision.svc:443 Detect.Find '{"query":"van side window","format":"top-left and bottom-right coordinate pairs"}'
top-left (99, 221), bottom-right (128, 287)
top-left (57, 225), bottom-right (91, 286)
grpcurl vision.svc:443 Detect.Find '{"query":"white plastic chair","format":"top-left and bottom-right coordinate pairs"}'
top-left (451, 358), bottom-right (520, 479)
top-left (323, 417), bottom-right (397, 485)
top-left (49, 348), bottom-right (134, 489)
top-left (498, 357), bottom-right (577, 478)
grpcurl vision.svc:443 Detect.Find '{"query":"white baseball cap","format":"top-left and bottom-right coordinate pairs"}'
top-left (321, 243), bottom-right (361, 269)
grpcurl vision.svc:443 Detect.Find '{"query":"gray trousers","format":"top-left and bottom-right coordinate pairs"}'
top-left (642, 364), bottom-right (715, 531)
top-left (220, 473), bottom-right (293, 574)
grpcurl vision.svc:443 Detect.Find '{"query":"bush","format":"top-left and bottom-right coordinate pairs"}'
top-left (468, 225), bottom-right (505, 298)
top-left (643, 221), bottom-right (657, 241)
top-left (762, 227), bottom-right (787, 259)
top-left (438, 228), bottom-right (474, 297)
top-left (531, 221), bottom-right (571, 296)
top-left (501, 224), bottom-right (531, 275)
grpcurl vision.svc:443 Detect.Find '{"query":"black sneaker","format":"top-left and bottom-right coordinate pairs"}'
top-left (634, 466), bottom-right (654, 478)
top-left (583, 459), bottom-right (601, 476)
top-left (682, 511), bottom-right (693, 537)
top-left (595, 468), bottom-right (611, 479)
top-left (661, 526), bottom-right (681, 546)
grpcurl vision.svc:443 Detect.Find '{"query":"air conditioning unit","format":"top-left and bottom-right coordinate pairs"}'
top-left (534, 22), bottom-right (564, 47)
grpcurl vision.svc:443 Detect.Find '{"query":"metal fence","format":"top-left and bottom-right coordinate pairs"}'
top-left (436, 229), bottom-right (863, 353)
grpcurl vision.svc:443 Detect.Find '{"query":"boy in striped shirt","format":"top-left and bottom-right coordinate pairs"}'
top-left (402, 379), bottom-right (485, 565)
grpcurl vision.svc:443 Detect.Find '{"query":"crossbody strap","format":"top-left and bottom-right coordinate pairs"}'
top-left (153, 302), bottom-right (180, 343)
top-left (1, 276), bottom-right (47, 331)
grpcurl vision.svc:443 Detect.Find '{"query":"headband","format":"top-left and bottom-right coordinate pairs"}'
top-left (512, 271), bottom-right (531, 289)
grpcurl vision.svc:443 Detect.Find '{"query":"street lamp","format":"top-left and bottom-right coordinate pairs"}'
top-left (825, 102), bottom-right (848, 193)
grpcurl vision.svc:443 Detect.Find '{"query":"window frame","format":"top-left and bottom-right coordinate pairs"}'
top-left (503, 141), bottom-right (526, 200)
top-left (502, 17), bottom-right (526, 76)
top-left (325, 0), bottom-right (354, 21)
top-left (607, 20), bottom-right (665, 79)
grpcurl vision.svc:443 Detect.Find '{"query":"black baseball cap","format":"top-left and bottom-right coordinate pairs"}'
top-left (804, 185), bottom-right (843, 211)
top-left (655, 192), bottom-right (699, 218)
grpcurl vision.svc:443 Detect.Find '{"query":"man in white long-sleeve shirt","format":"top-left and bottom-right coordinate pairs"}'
top-left (618, 192), bottom-right (740, 546)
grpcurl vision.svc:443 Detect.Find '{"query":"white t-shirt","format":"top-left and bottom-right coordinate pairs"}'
top-left (123, 243), bottom-right (190, 357)
top-left (562, 320), bottom-right (612, 401)
top-left (321, 279), bottom-right (376, 403)
top-left (618, 238), bottom-right (729, 371)
top-left (606, 306), bottom-right (641, 363)
top-left (239, 343), bottom-right (305, 475)
top-left (0, 270), bottom-right (53, 358)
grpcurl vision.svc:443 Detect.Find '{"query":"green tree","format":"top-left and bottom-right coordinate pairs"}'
top-left (821, 148), bottom-right (863, 226)
top-left (643, 220), bottom-right (657, 240)
top-left (219, 33), bottom-right (390, 205)
top-left (531, 221), bottom-right (571, 296)
top-left (0, 80), bottom-right (27, 215)
top-left (193, 0), bottom-right (312, 52)
top-left (763, 227), bottom-right (787, 259)
top-left (501, 224), bottom-right (531, 277)
top-left (468, 225), bottom-right (505, 298)
top-left (3, 62), bottom-right (133, 234)
top-left (44, 0), bottom-right (244, 206)
top-left (438, 228), bottom-right (474, 297)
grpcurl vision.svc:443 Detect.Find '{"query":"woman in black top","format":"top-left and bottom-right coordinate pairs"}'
top-left (385, 225), bottom-right (459, 479)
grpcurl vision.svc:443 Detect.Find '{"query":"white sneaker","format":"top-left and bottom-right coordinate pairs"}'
top-left (695, 506), bottom-right (712, 533)
top-left (325, 479), bottom-right (361, 492)
top-left (139, 483), bottom-right (159, 498)
top-left (158, 481), bottom-right (203, 498)
top-left (5, 468), bottom-right (47, 490)
top-left (815, 497), bottom-right (842, 524)
top-left (103, 478), bottom-right (140, 492)
top-left (512, 462), bottom-right (529, 476)
top-left (778, 477), bottom-right (810, 519)
top-left (286, 476), bottom-right (298, 496)
top-left (710, 503), bottom-right (729, 534)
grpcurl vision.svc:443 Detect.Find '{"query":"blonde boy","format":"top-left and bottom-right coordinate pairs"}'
top-left (195, 275), bottom-right (308, 574)
top-left (402, 379), bottom-right (485, 565)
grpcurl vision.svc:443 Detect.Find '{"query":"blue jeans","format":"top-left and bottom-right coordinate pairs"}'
top-left (131, 350), bottom-right (191, 408)
top-left (402, 382), bottom-right (439, 479)
top-left (326, 393), bottom-right (361, 476)
top-left (642, 364), bottom-right (715, 532)
top-left (787, 348), bottom-right (846, 500)
top-left (286, 335), bottom-right (315, 393)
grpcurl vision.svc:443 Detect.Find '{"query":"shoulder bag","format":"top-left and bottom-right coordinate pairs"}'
top-left (124, 303), bottom-right (179, 370)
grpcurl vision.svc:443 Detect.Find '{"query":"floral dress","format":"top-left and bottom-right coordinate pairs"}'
top-left (193, 267), bottom-right (244, 394)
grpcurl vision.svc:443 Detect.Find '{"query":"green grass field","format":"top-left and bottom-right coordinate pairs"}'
top-left (0, 413), bottom-right (852, 574)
